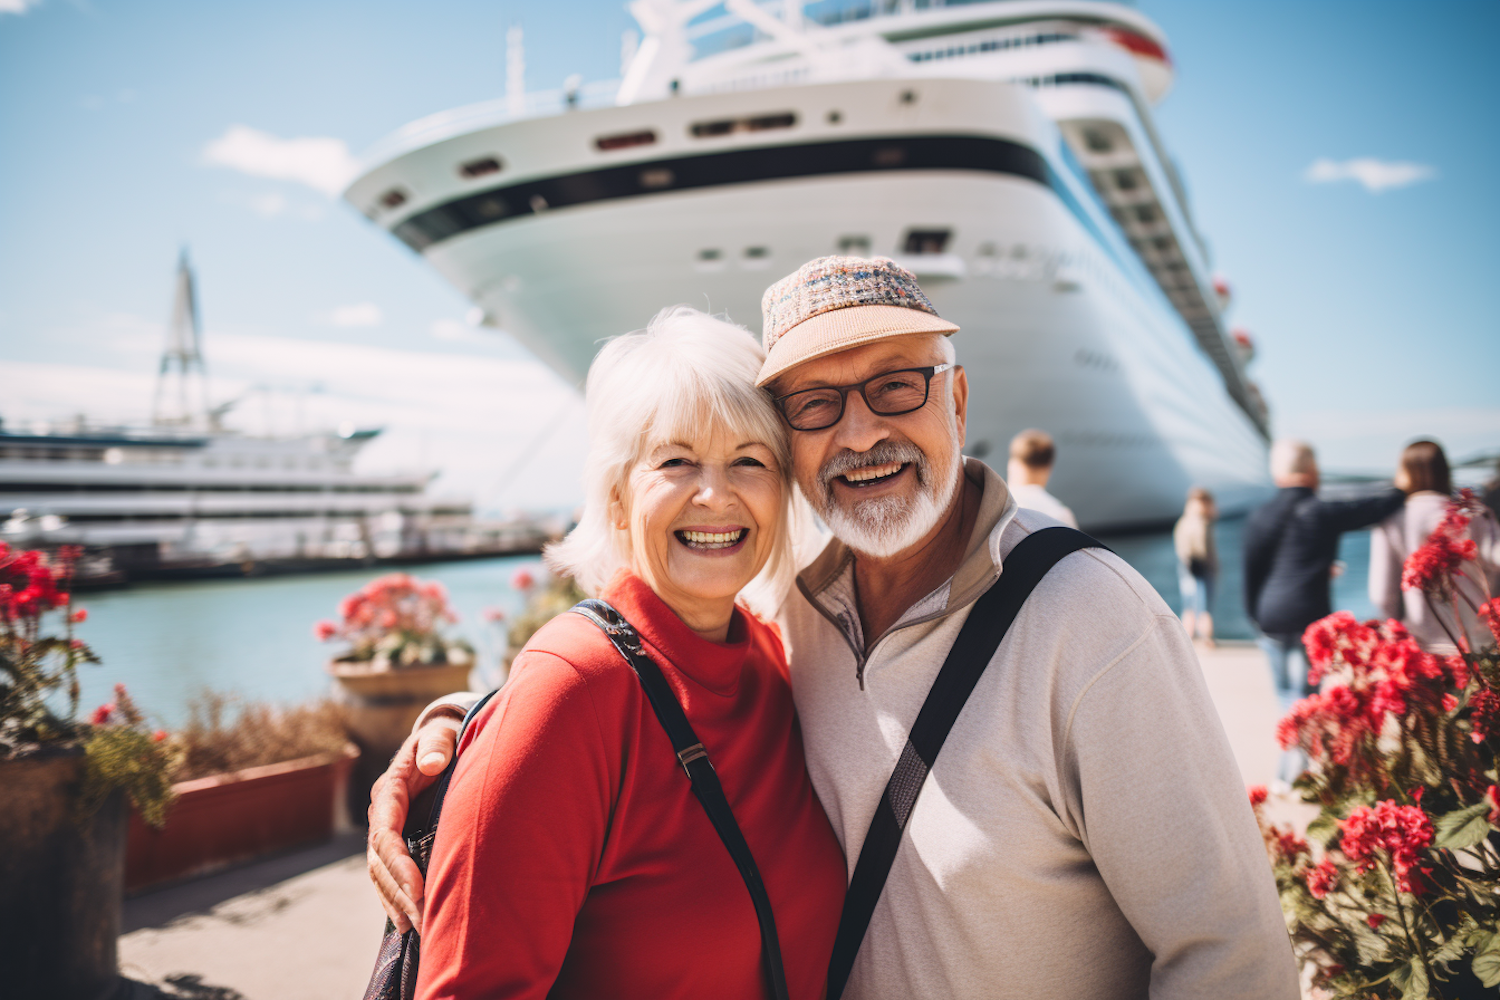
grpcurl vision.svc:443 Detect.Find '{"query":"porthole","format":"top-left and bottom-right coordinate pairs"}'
top-left (459, 156), bottom-right (503, 179)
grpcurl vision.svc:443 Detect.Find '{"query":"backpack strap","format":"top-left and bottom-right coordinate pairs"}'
top-left (826, 526), bottom-right (1109, 1000)
top-left (571, 598), bottom-right (791, 1000)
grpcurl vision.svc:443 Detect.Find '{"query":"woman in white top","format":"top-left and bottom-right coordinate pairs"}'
top-left (1173, 487), bottom-right (1218, 646)
top-left (1369, 439), bottom-right (1500, 652)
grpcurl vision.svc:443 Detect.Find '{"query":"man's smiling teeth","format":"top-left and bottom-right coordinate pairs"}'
top-left (678, 529), bottom-right (745, 549)
top-left (842, 462), bottom-right (904, 483)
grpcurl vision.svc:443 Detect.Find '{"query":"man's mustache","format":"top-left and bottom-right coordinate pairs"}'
top-left (819, 441), bottom-right (929, 489)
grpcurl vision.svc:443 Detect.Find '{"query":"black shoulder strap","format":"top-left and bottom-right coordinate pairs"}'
top-left (571, 599), bottom-right (791, 1000)
top-left (826, 526), bottom-right (1108, 1000)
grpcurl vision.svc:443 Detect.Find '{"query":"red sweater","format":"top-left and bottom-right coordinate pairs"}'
top-left (417, 573), bottom-right (846, 1000)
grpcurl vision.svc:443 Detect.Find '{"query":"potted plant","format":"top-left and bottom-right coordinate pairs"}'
top-left (317, 573), bottom-right (473, 813)
top-left (1260, 491), bottom-right (1500, 998)
top-left (126, 692), bottom-right (358, 892)
top-left (0, 543), bottom-right (174, 1000)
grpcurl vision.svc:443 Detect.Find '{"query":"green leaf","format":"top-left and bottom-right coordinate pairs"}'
top-left (1432, 802), bottom-right (1494, 850)
top-left (1475, 932), bottom-right (1500, 988)
top-left (1306, 812), bottom-right (1341, 847)
top-left (1391, 958), bottom-right (1429, 999)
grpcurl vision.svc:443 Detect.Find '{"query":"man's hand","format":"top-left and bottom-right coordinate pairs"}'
top-left (366, 713), bottom-right (463, 934)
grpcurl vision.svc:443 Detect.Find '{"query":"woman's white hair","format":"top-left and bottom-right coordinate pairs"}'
top-left (545, 306), bottom-right (799, 615)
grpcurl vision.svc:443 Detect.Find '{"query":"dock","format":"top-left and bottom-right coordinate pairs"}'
top-left (115, 640), bottom-right (1290, 999)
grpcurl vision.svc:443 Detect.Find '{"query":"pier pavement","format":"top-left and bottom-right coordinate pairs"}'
top-left (115, 640), bottom-right (1291, 1000)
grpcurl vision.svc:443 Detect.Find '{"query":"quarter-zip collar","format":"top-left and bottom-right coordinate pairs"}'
top-left (794, 458), bottom-right (1019, 687)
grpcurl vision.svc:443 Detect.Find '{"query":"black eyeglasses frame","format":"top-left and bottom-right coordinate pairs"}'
top-left (771, 363), bottom-right (957, 432)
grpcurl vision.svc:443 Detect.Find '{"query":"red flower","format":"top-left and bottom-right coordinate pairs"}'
top-left (1442, 694), bottom-right (1459, 712)
top-left (1479, 599), bottom-right (1500, 646)
top-left (482, 606), bottom-right (507, 624)
top-left (1471, 688), bottom-right (1500, 743)
top-left (1486, 786), bottom-right (1500, 826)
top-left (1339, 801), bottom-right (1433, 894)
top-left (313, 620), bottom-right (339, 642)
top-left (70, 607), bottom-right (87, 623)
top-left (151, 730), bottom-right (167, 743)
top-left (1367, 913), bottom-right (1387, 929)
top-left (1305, 859), bottom-right (1339, 899)
top-left (1402, 495), bottom-right (1482, 597)
top-left (1273, 828), bottom-right (1309, 862)
top-left (510, 566), bottom-right (537, 592)
top-left (1248, 785), bottom-right (1268, 807)
top-left (90, 703), bottom-right (115, 726)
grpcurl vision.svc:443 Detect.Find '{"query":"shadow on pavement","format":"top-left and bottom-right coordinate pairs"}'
top-left (114, 974), bottom-right (248, 999)
top-left (122, 831), bottom-right (366, 933)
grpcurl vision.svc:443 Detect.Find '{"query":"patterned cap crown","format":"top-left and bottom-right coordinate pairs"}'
top-left (760, 256), bottom-right (940, 351)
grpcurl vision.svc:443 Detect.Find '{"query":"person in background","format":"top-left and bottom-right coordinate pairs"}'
top-left (1369, 439), bottom-right (1500, 653)
top-left (1004, 428), bottom-right (1078, 527)
top-left (1483, 457), bottom-right (1500, 523)
top-left (1244, 439), bottom-right (1408, 783)
top-left (1173, 486), bottom-right (1219, 647)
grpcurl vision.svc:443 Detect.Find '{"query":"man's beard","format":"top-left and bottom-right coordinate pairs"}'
top-left (810, 433), bottom-right (963, 560)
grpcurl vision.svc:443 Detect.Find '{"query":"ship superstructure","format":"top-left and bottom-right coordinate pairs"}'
top-left (344, 0), bottom-right (1271, 527)
top-left (0, 256), bottom-right (542, 578)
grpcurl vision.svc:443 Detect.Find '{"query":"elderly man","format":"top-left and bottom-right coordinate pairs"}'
top-left (1245, 439), bottom-right (1407, 779)
top-left (371, 257), bottom-right (1297, 998)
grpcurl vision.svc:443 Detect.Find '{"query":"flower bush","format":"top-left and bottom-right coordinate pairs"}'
top-left (1, 542), bottom-right (175, 826)
top-left (315, 572), bottom-right (472, 669)
top-left (1261, 491), bottom-right (1500, 998)
top-left (169, 690), bottom-right (350, 782)
top-left (502, 565), bottom-right (584, 670)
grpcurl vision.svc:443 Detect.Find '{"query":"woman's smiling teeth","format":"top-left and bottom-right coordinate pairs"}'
top-left (676, 528), bottom-right (747, 549)
top-left (841, 461), bottom-right (905, 485)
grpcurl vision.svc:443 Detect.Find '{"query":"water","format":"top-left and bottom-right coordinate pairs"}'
top-left (70, 556), bottom-right (539, 727)
top-left (66, 522), bottom-right (1382, 727)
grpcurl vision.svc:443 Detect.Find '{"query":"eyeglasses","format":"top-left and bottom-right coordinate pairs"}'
top-left (772, 364), bottom-right (956, 431)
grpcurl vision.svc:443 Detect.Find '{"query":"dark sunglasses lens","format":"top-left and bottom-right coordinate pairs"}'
top-left (784, 389), bottom-right (844, 430)
top-left (865, 371), bottom-right (929, 415)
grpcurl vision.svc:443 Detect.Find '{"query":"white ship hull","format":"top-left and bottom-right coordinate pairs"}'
top-left (350, 72), bottom-right (1268, 527)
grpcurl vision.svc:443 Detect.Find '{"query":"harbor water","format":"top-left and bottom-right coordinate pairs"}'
top-left (71, 519), bottom-right (1380, 729)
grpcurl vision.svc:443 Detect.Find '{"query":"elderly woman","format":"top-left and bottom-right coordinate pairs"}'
top-left (415, 307), bottom-right (845, 1000)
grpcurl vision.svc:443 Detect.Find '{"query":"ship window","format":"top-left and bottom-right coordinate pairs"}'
top-left (1114, 170), bottom-right (1138, 191)
top-left (689, 112), bottom-right (796, 138)
top-left (1084, 129), bottom-right (1112, 153)
top-left (903, 229), bottom-right (951, 255)
top-left (872, 146), bottom-right (906, 167)
top-left (698, 249), bottom-right (722, 261)
top-left (459, 156), bottom-right (503, 179)
top-left (639, 168), bottom-right (675, 189)
top-left (743, 246), bottom-right (769, 259)
top-left (826, 110), bottom-right (842, 124)
top-left (379, 188), bottom-right (409, 210)
top-left (1135, 205), bottom-right (1157, 224)
top-left (595, 130), bottom-right (658, 151)
top-left (838, 234), bottom-right (871, 256)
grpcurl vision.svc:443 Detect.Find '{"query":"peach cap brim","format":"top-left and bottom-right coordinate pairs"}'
top-left (755, 304), bottom-right (959, 388)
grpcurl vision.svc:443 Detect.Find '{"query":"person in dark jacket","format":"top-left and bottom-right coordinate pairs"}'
top-left (1245, 439), bottom-right (1407, 782)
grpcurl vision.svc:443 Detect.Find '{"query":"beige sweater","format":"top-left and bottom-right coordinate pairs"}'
top-left (775, 459), bottom-right (1296, 999)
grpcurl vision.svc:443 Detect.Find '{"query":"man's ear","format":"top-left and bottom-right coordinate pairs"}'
top-left (951, 362), bottom-right (969, 447)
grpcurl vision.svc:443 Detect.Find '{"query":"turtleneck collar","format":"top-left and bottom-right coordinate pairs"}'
top-left (599, 571), bottom-right (750, 696)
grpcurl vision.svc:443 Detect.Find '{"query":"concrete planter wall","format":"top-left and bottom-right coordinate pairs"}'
top-left (126, 744), bottom-right (358, 892)
top-left (0, 747), bottom-right (126, 1000)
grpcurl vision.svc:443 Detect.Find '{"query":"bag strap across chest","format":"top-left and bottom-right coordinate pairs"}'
top-left (572, 598), bottom-right (791, 1000)
top-left (826, 526), bottom-right (1108, 1000)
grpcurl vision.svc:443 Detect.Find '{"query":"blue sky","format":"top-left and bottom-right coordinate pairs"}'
top-left (2, 0), bottom-right (1496, 512)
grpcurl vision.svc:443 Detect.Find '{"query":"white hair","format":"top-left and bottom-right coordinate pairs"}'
top-left (545, 306), bottom-right (797, 614)
top-left (1269, 438), bottom-right (1317, 480)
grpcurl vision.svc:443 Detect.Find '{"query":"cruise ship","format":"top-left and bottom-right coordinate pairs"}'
top-left (0, 255), bottom-right (547, 580)
top-left (344, 0), bottom-right (1272, 528)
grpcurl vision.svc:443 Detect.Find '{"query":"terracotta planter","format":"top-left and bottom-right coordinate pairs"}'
top-left (328, 657), bottom-right (473, 822)
top-left (0, 747), bottom-right (126, 1000)
top-left (126, 744), bottom-right (358, 892)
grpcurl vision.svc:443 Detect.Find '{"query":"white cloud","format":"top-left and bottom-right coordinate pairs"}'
top-left (1304, 157), bottom-right (1436, 193)
top-left (250, 192), bottom-right (287, 217)
top-left (202, 125), bottom-right (358, 197)
top-left (323, 303), bottom-right (383, 328)
top-left (0, 0), bottom-right (42, 14)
